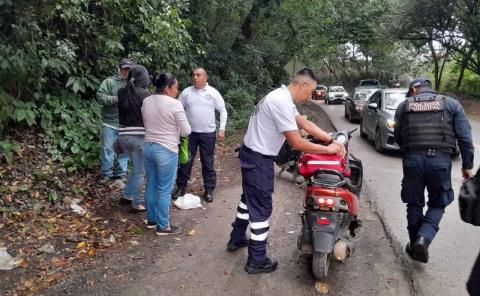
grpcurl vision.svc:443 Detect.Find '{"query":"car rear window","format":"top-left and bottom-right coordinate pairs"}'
top-left (330, 87), bottom-right (344, 92)
top-left (355, 89), bottom-right (378, 100)
top-left (361, 80), bottom-right (380, 86)
top-left (384, 92), bottom-right (407, 110)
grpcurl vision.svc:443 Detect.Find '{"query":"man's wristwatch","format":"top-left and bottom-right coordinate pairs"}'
top-left (326, 137), bottom-right (334, 145)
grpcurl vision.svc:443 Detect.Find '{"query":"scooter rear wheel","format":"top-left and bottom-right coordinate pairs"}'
top-left (312, 252), bottom-right (330, 279)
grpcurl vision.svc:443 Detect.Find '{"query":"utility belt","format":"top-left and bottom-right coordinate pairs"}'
top-left (241, 145), bottom-right (275, 160)
top-left (407, 148), bottom-right (451, 158)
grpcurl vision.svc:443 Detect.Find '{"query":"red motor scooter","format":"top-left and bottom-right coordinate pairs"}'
top-left (296, 129), bottom-right (363, 279)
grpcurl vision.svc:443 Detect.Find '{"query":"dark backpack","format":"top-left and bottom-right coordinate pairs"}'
top-left (459, 168), bottom-right (480, 226)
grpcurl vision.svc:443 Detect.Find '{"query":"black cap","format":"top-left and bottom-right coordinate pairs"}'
top-left (119, 58), bottom-right (134, 69)
top-left (406, 77), bottom-right (432, 97)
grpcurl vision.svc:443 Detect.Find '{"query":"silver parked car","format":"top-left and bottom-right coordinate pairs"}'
top-left (325, 86), bottom-right (348, 104)
top-left (359, 88), bottom-right (408, 152)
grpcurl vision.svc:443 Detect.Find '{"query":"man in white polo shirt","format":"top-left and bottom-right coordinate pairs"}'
top-left (173, 68), bottom-right (228, 202)
top-left (226, 68), bottom-right (346, 274)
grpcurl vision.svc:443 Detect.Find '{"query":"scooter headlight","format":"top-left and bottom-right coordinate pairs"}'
top-left (335, 134), bottom-right (348, 145)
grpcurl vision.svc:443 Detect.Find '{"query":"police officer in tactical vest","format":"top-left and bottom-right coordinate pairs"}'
top-left (394, 77), bottom-right (474, 263)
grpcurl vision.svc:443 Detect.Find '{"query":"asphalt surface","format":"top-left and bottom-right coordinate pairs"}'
top-left (315, 100), bottom-right (480, 296)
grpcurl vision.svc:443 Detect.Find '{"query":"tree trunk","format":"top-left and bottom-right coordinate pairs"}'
top-left (428, 40), bottom-right (441, 91)
top-left (323, 59), bottom-right (338, 81)
top-left (456, 49), bottom-right (473, 89)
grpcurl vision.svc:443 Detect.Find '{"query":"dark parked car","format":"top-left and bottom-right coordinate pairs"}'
top-left (312, 84), bottom-right (327, 100)
top-left (325, 85), bottom-right (348, 104)
top-left (344, 87), bottom-right (379, 122)
top-left (359, 88), bottom-right (408, 152)
top-left (358, 79), bottom-right (381, 87)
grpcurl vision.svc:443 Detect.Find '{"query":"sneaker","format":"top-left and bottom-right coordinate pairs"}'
top-left (226, 239), bottom-right (248, 252)
top-left (172, 186), bottom-right (186, 201)
top-left (145, 220), bottom-right (157, 229)
top-left (244, 257), bottom-right (278, 274)
top-left (156, 225), bottom-right (182, 236)
top-left (130, 204), bottom-right (146, 213)
top-left (99, 176), bottom-right (111, 185)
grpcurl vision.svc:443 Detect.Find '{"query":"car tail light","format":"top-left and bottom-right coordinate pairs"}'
top-left (316, 217), bottom-right (330, 225)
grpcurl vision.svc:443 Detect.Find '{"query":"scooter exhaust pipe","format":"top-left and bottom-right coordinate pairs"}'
top-left (333, 240), bottom-right (350, 262)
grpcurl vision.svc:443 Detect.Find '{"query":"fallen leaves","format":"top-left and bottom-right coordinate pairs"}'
top-left (315, 282), bottom-right (330, 294)
top-left (76, 241), bottom-right (87, 249)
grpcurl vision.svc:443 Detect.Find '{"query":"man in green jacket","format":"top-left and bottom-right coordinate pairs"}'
top-left (97, 58), bottom-right (133, 184)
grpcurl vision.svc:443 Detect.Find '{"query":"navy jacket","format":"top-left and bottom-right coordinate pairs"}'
top-left (394, 88), bottom-right (474, 170)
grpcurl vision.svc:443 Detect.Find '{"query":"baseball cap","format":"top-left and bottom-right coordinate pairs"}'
top-left (406, 77), bottom-right (432, 97)
top-left (119, 58), bottom-right (134, 69)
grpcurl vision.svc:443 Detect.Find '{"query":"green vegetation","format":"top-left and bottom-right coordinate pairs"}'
top-left (0, 0), bottom-right (478, 172)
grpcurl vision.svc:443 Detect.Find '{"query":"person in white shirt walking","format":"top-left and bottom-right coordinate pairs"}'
top-left (172, 68), bottom-right (228, 202)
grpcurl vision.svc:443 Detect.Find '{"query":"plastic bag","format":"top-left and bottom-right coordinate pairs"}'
top-left (173, 193), bottom-right (202, 210)
top-left (0, 247), bottom-right (20, 271)
top-left (179, 137), bottom-right (189, 164)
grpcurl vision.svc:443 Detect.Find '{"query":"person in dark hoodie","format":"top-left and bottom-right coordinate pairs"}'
top-left (116, 65), bottom-right (151, 212)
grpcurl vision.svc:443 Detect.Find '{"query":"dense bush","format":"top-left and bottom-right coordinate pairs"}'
top-left (223, 88), bottom-right (257, 130)
top-left (38, 92), bottom-right (102, 172)
top-left (0, 0), bottom-right (195, 171)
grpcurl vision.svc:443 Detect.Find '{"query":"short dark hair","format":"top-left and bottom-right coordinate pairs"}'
top-left (295, 67), bottom-right (319, 83)
top-left (154, 73), bottom-right (177, 93)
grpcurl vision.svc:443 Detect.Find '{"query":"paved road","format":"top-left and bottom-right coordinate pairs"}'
top-left (315, 100), bottom-right (480, 296)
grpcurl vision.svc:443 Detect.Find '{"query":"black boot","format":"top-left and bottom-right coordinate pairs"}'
top-left (412, 236), bottom-right (430, 263)
top-left (406, 242), bottom-right (415, 260)
top-left (204, 189), bottom-right (214, 203)
top-left (171, 185), bottom-right (186, 200)
top-left (226, 239), bottom-right (248, 252)
top-left (244, 257), bottom-right (278, 274)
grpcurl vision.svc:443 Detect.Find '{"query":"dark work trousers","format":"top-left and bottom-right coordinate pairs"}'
top-left (401, 153), bottom-right (453, 244)
top-left (229, 146), bottom-right (274, 266)
top-left (176, 131), bottom-right (216, 191)
top-left (468, 251), bottom-right (480, 295)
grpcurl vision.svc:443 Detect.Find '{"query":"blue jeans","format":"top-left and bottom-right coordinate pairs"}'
top-left (144, 142), bottom-right (178, 228)
top-left (100, 125), bottom-right (129, 177)
top-left (117, 135), bottom-right (144, 208)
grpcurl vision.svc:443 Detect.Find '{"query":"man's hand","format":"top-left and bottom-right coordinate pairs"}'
top-left (327, 142), bottom-right (346, 158)
top-left (462, 169), bottom-right (473, 179)
top-left (217, 130), bottom-right (225, 142)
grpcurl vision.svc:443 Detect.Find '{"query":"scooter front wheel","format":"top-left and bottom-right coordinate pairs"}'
top-left (312, 252), bottom-right (330, 279)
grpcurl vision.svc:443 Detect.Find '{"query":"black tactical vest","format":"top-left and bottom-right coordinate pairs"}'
top-left (400, 95), bottom-right (456, 152)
